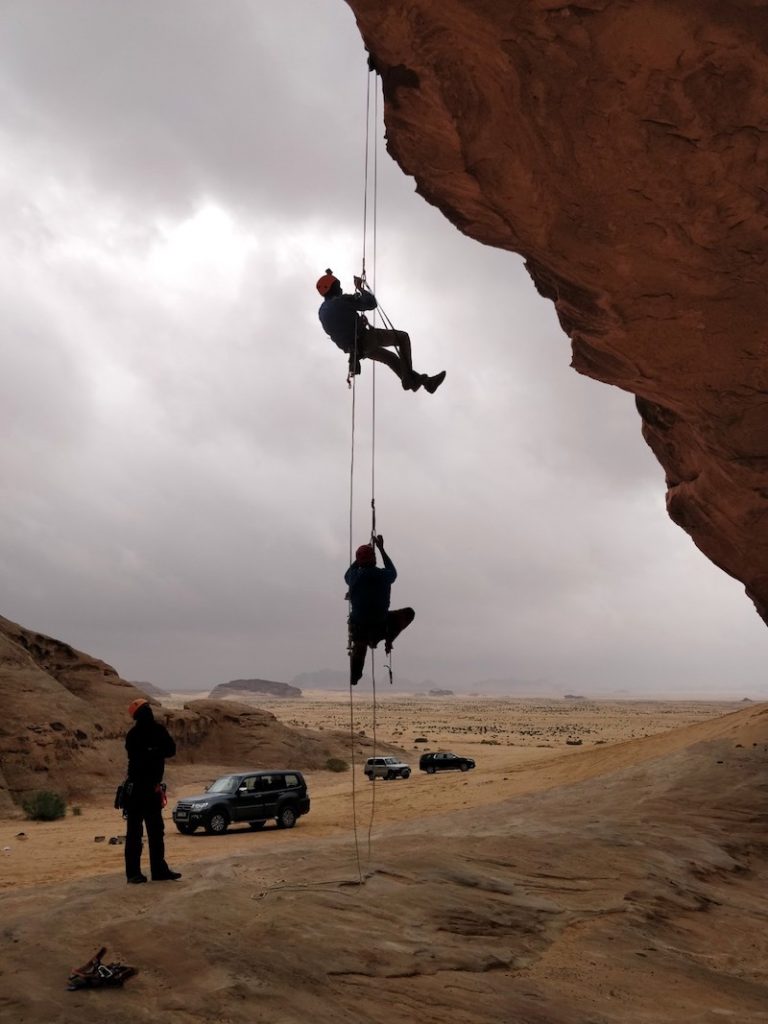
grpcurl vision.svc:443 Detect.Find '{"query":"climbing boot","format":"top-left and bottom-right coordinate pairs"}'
top-left (401, 371), bottom-right (423, 392)
top-left (152, 868), bottom-right (182, 881)
top-left (126, 874), bottom-right (147, 884)
top-left (423, 370), bottom-right (446, 394)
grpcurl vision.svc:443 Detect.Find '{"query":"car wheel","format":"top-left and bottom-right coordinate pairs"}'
top-left (460, 763), bottom-right (469, 772)
top-left (386, 770), bottom-right (395, 780)
top-left (277, 805), bottom-right (297, 829)
top-left (204, 809), bottom-right (229, 835)
top-left (175, 823), bottom-right (195, 835)
top-left (401, 769), bottom-right (411, 779)
top-left (427, 766), bottom-right (436, 774)
top-left (248, 820), bottom-right (266, 830)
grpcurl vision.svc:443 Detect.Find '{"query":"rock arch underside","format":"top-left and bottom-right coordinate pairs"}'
top-left (345, 0), bottom-right (768, 624)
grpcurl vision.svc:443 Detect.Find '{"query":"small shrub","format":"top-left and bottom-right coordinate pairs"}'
top-left (71, 805), bottom-right (82, 816)
top-left (325, 757), bottom-right (349, 773)
top-left (22, 791), bottom-right (67, 821)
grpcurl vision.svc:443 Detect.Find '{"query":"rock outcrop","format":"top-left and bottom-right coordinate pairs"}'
top-left (0, 616), bottom-right (344, 810)
top-left (0, 615), bottom-right (142, 811)
top-left (168, 699), bottom-right (339, 767)
top-left (209, 678), bottom-right (302, 700)
top-left (345, 1), bottom-right (768, 624)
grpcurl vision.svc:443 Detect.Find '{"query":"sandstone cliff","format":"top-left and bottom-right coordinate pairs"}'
top-left (0, 615), bottom-right (142, 811)
top-left (345, 0), bottom-right (768, 624)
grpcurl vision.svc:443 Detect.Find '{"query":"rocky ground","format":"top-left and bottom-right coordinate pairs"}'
top-left (1, 700), bottom-right (767, 1023)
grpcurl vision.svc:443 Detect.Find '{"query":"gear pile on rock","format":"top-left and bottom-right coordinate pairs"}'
top-left (66, 947), bottom-right (137, 991)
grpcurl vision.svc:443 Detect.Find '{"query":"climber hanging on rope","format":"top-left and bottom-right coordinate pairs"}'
top-left (345, 535), bottom-right (415, 685)
top-left (317, 270), bottom-right (446, 393)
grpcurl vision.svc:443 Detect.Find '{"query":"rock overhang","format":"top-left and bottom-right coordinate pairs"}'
top-left (344, 0), bottom-right (768, 624)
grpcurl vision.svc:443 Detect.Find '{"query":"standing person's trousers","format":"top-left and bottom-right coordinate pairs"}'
top-left (124, 786), bottom-right (167, 879)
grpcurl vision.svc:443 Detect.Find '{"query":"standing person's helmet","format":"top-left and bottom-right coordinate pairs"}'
top-left (127, 698), bottom-right (149, 718)
top-left (355, 544), bottom-right (375, 566)
top-left (316, 269), bottom-right (339, 296)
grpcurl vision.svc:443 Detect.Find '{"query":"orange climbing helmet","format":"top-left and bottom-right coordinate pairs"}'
top-left (356, 544), bottom-right (376, 566)
top-left (316, 269), bottom-right (339, 296)
top-left (127, 697), bottom-right (149, 719)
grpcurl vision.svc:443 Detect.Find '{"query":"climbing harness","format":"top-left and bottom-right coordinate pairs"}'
top-left (67, 948), bottom-right (137, 991)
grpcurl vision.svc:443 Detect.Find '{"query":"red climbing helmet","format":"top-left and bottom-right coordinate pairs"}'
top-left (316, 269), bottom-right (339, 296)
top-left (356, 544), bottom-right (375, 566)
top-left (127, 697), bottom-right (149, 719)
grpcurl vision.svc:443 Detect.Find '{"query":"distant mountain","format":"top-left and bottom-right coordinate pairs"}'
top-left (468, 676), bottom-right (553, 696)
top-left (291, 668), bottom-right (419, 690)
top-left (210, 678), bottom-right (302, 699)
top-left (129, 680), bottom-right (167, 698)
top-left (290, 669), bottom-right (349, 690)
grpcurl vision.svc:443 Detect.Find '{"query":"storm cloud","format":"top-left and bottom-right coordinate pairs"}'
top-left (1, 0), bottom-right (766, 697)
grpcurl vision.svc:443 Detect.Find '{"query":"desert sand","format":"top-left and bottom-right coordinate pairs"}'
top-left (1, 696), bottom-right (767, 1023)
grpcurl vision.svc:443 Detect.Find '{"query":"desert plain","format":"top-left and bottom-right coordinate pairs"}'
top-left (2, 693), bottom-right (768, 1023)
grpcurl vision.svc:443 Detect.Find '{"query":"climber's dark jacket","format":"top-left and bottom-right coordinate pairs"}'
top-left (345, 549), bottom-right (397, 627)
top-left (319, 290), bottom-right (377, 353)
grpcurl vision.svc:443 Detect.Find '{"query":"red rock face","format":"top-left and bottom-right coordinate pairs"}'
top-left (345, 0), bottom-right (768, 623)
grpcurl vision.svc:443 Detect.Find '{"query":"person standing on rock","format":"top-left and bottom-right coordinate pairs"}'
top-left (317, 270), bottom-right (446, 393)
top-left (123, 698), bottom-right (181, 884)
top-left (345, 535), bottom-right (415, 685)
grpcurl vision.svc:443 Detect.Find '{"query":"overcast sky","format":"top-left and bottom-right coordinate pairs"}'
top-left (1, 0), bottom-right (766, 698)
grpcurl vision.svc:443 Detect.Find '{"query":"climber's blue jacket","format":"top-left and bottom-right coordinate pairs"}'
top-left (319, 290), bottom-right (378, 353)
top-left (345, 549), bottom-right (397, 627)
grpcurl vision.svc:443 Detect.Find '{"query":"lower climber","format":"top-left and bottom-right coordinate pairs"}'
top-left (317, 270), bottom-right (446, 393)
top-left (345, 534), bottom-right (415, 685)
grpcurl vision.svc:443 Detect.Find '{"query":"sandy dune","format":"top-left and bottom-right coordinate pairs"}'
top-left (1, 698), bottom-right (767, 1023)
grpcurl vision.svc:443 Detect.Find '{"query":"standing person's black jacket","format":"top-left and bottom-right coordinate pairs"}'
top-left (122, 699), bottom-right (180, 883)
top-left (126, 704), bottom-right (176, 788)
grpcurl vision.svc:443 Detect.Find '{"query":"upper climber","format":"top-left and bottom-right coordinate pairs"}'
top-left (316, 270), bottom-right (446, 393)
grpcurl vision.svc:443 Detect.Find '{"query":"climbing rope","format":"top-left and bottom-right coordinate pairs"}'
top-left (347, 682), bottom-right (364, 883)
top-left (367, 648), bottom-right (377, 858)
top-left (369, 65), bottom-right (379, 549)
top-left (346, 65), bottom-right (387, 874)
top-left (365, 69), bottom-right (381, 857)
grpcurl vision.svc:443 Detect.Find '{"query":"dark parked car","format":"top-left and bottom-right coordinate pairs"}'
top-left (419, 752), bottom-right (476, 774)
top-left (172, 770), bottom-right (310, 835)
